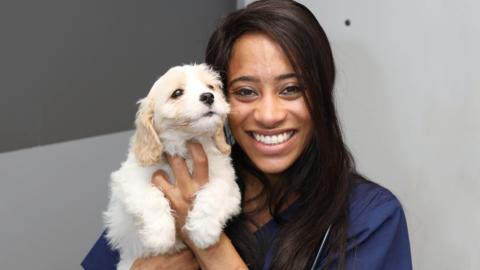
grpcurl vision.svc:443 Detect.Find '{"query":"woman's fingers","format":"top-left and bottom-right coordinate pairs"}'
top-left (151, 169), bottom-right (190, 227)
top-left (152, 170), bottom-right (174, 199)
top-left (150, 144), bottom-right (210, 243)
top-left (166, 154), bottom-right (190, 183)
top-left (187, 142), bottom-right (209, 186)
top-left (165, 142), bottom-right (209, 192)
top-left (165, 154), bottom-right (199, 198)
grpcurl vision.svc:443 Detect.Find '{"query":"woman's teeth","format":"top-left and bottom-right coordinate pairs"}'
top-left (252, 131), bottom-right (294, 145)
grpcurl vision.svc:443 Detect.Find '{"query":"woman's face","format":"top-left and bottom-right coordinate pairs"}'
top-left (227, 32), bottom-right (313, 178)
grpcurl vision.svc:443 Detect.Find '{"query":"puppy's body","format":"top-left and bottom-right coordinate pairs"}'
top-left (104, 64), bottom-right (241, 270)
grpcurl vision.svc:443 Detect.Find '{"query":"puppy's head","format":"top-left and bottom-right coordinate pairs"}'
top-left (132, 64), bottom-right (231, 166)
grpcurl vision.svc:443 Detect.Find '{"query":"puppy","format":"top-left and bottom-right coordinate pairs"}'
top-left (104, 64), bottom-right (241, 270)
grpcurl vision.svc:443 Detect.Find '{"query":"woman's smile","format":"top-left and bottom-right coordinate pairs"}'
top-left (246, 129), bottom-right (297, 155)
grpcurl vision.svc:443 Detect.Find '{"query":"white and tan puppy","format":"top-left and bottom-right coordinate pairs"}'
top-left (104, 64), bottom-right (241, 270)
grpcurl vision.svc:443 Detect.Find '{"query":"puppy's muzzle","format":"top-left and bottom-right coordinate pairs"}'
top-left (200, 92), bottom-right (214, 106)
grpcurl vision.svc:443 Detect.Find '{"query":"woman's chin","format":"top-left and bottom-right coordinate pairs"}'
top-left (252, 158), bottom-right (291, 176)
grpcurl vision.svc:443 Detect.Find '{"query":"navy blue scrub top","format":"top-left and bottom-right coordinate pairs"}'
top-left (82, 180), bottom-right (412, 270)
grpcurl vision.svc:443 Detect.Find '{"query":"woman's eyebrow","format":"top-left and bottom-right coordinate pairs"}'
top-left (228, 73), bottom-right (298, 87)
top-left (275, 73), bottom-right (298, 81)
top-left (228, 76), bottom-right (259, 87)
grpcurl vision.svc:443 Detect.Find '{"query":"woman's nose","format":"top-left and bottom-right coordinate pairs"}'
top-left (253, 94), bottom-right (287, 128)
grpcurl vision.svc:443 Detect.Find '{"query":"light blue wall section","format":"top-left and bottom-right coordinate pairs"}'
top-left (0, 131), bottom-right (132, 269)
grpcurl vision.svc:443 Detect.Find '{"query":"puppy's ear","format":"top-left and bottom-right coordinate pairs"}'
top-left (214, 124), bottom-right (231, 155)
top-left (132, 97), bottom-right (163, 166)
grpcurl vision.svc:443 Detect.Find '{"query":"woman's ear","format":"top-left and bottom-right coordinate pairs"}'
top-left (214, 123), bottom-right (231, 155)
top-left (131, 97), bottom-right (163, 166)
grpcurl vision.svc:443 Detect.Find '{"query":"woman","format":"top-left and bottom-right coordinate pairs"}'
top-left (82, 1), bottom-right (412, 269)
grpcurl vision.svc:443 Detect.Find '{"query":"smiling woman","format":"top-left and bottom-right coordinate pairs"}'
top-left (204, 1), bottom-right (412, 269)
top-left (82, 1), bottom-right (412, 270)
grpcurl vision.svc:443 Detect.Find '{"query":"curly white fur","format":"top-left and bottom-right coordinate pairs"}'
top-left (103, 64), bottom-right (241, 270)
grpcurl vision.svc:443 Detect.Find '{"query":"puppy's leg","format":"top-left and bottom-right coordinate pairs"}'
top-left (131, 187), bottom-right (177, 254)
top-left (113, 168), bottom-right (177, 255)
top-left (184, 163), bottom-right (241, 249)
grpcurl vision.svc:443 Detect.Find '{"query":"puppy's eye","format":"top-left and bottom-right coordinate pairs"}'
top-left (207, 84), bottom-right (214, 90)
top-left (170, 89), bottom-right (184, 99)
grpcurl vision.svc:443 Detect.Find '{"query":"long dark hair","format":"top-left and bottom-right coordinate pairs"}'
top-left (206, 1), bottom-right (355, 269)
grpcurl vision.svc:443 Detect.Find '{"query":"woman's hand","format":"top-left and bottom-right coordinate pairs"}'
top-left (130, 249), bottom-right (199, 270)
top-left (151, 142), bottom-right (208, 238)
top-left (151, 142), bottom-right (248, 270)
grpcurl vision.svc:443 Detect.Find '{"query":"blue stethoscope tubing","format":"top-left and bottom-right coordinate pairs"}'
top-left (310, 224), bottom-right (332, 270)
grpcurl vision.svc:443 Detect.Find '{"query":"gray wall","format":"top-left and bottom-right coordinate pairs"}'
top-left (0, 0), bottom-right (236, 153)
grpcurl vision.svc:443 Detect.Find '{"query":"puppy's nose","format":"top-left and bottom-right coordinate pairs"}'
top-left (200, 92), bottom-right (214, 106)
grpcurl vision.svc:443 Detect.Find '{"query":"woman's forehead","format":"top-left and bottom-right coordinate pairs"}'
top-left (227, 32), bottom-right (295, 83)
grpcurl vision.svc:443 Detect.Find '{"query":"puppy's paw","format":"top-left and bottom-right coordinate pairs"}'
top-left (184, 219), bottom-right (222, 249)
top-left (139, 217), bottom-right (177, 254)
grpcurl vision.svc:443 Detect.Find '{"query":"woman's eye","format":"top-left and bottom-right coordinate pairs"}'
top-left (280, 85), bottom-right (303, 96)
top-left (234, 88), bottom-right (257, 97)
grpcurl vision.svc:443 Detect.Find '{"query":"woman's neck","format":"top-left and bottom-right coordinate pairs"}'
top-left (242, 173), bottom-right (299, 232)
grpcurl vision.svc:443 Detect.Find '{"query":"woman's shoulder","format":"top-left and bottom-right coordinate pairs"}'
top-left (339, 176), bottom-right (412, 269)
top-left (348, 176), bottom-right (403, 224)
